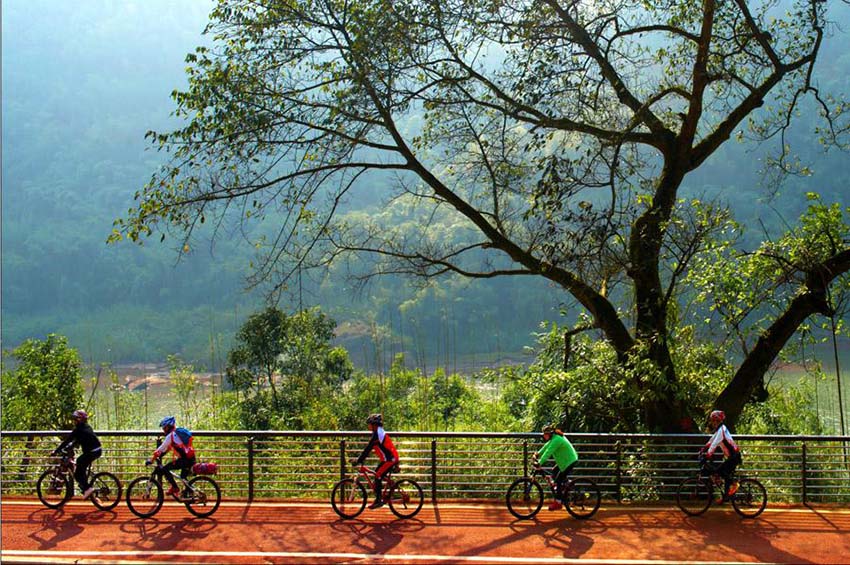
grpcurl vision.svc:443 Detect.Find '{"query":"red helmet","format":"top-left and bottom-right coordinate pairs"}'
top-left (709, 410), bottom-right (725, 423)
top-left (72, 409), bottom-right (88, 422)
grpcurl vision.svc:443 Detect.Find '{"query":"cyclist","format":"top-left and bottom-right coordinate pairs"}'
top-left (354, 413), bottom-right (399, 510)
top-left (533, 424), bottom-right (578, 511)
top-left (147, 416), bottom-right (196, 498)
top-left (701, 409), bottom-right (742, 502)
top-left (52, 409), bottom-right (102, 500)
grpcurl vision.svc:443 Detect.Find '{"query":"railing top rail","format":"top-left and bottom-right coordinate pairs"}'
top-left (2, 430), bottom-right (850, 442)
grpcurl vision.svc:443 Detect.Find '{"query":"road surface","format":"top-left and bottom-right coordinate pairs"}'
top-left (2, 499), bottom-right (849, 564)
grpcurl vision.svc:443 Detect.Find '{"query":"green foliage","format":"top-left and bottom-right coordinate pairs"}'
top-left (1, 334), bottom-right (85, 430)
top-left (168, 355), bottom-right (202, 427)
top-left (686, 194), bottom-right (850, 345)
top-left (503, 321), bottom-right (733, 433)
top-left (738, 377), bottom-right (827, 436)
top-left (225, 306), bottom-right (354, 429)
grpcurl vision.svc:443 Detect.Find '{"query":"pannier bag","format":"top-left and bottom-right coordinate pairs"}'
top-left (192, 462), bottom-right (218, 475)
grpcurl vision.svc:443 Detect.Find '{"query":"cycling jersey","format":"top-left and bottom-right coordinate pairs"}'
top-left (356, 427), bottom-right (399, 465)
top-left (537, 433), bottom-right (578, 472)
top-left (705, 424), bottom-right (739, 458)
top-left (153, 429), bottom-right (195, 461)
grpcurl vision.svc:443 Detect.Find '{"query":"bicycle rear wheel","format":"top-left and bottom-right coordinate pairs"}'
top-left (126, 476), bottom-right (163, 518)
top-left (505, 477), bottom-right (543, 519)
top-left (388, 479), bottom-right (424, 519)
top-left (331, 478), bottom-right (367, 519)
top-left (185, 476), bottom-right (221, 518)
top-left (565, 478), bottom-right (601, 519)
top-left (36, 469), bottom-right (72, 509)
top-left (90, 471), bottom-right (122, 511)
top-left (731, 478), bottom-right (767, 519)
top-left (676, 477), bottom-right (712, 516)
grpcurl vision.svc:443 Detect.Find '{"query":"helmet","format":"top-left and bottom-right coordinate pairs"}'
top-left (709, 410), bottom-right (725, 423)
top-left (72, 409), bottom-right (88, 422)
top-left (541, 424), bottom-right (555, 434)
top-left (159, 416), bottom-right (176, 429)
top-left (366, 413), bottom-right (383, 426)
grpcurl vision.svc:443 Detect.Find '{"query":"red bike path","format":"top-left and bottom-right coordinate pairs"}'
top-left (1, 498), bottom-right (849, 564)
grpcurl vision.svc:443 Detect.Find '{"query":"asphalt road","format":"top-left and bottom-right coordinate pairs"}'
top-left (2, 499), bottom-right (849, 564)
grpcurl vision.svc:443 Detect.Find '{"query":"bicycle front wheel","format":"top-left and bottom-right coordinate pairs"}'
top-left (676, 477), bottom-right (712, 516)
top-left (126, 476), bottom-right (163, 518)
top-left (331, 478), bottom-right (367, 519)
top-left (388, 479), bottom-right (424, 519)
top-left (90, 472), bottom-right (122, 511)
top-left (36, 469), bottom-right (72, 509)
top-left (505, 477), bottom-right (543, 519)
top-left (731, 478), bottom-right (767, 519)
top-left (565, 478), bottom-right (601, 519)
top-left (185, 476), bottom-right (221, 518)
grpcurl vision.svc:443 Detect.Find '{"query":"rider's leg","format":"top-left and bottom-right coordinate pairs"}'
top-left (74, 450), bottom-right (101, 496)
top-left (369, 460), bottom-right (396, 508)
top-left (178, 457), bottom-right (196, 496)
top-left (160, 460), bottom-right (181, 494)
top-left (554, 462), bottom-right (577, 500)
top-left (717, 452), bottom-right (742, 495)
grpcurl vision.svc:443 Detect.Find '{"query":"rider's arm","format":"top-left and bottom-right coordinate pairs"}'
top-left (355, 431), bottom-right (378, 465)
top-left (53, 428), bottom-right (78, 455)
top-left (536, 439), bottom-right (555, 466)
top-left (152, 432), bottom-right (173, 460)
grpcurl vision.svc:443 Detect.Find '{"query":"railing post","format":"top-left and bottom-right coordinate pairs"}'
top-left (340, 439), bottom-right (347, 481)
top-left (801, 441), bottom-right (808, 505)
top-left (523, 440), bottom-right (528, 477)
top-left (247, 437), bottom-right (255, 502)
top-left (615, 440), bottom-right (623, 504)
top-left (430, 439), bottom-right (438, 502)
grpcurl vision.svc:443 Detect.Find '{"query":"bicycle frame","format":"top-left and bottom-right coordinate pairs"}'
top-left (533, 464), bottom-right (567, 497)
top-left (48, 447), bottom-right (99, 485)
top-left (353, 465), bottom-right (395, 499)
top-left (697, 456), bottom-right (737, 488)
top-left (146, 459), bottom-right (198, 499)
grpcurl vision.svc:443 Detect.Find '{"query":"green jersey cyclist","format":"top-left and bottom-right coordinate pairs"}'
top-left (533, 424), bottom-right (579, 511)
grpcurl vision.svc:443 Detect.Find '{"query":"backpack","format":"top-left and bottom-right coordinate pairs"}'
top-left (173, 427), bottom-right (195, 458)
top-left (175, 427), bottom-right (193, 444)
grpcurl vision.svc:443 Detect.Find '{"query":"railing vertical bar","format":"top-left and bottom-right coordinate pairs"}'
top-left (247, 437), bottom-right (254, 502)
top-left (340, 439), bottom-right (347, 481)
top-left (801, 441), bottom-right (807, 506)
top-left (615, 440), bottom-right (622, 504)
top-left (523, 441), bottom-right (528, 477)
top-left (430, 439), bottom-right (437, 502)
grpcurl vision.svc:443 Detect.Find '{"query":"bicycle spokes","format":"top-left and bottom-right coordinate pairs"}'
top-left (49, 475), bottom-right (65, 494)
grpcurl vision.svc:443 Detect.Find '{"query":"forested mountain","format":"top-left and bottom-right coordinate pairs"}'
top-left (1, 0), bottom-right (565, 367)
top-left (2, 0), bottom-right (848, 374)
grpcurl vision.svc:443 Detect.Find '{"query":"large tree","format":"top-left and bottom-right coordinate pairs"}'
top-left (113, 0), bottom-right (850, 431)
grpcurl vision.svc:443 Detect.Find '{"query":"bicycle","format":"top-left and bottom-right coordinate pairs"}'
top-left (331, 464), bottom-right (424, 520)
top-left (506, 464), bottom-right (601, 520)
top-left (125, 458), bottom-right (221, 518)
top-left (36, 446), bottom-right (121, 511)
top-left (676, 454), bottom-right (767, 518)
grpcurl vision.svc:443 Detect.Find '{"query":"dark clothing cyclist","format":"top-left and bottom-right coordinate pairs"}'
top-left (534, 424), bottom-right (578, 511)
top-left (355, 413), bottom-right (399, 510)
top-left (148, 416), bottom-right (196, 498)
top-left (53, 410), bottom-right (102, 499)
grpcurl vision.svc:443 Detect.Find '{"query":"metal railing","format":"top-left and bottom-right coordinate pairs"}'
top-left (2, 431), bottom-right (848, 504)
